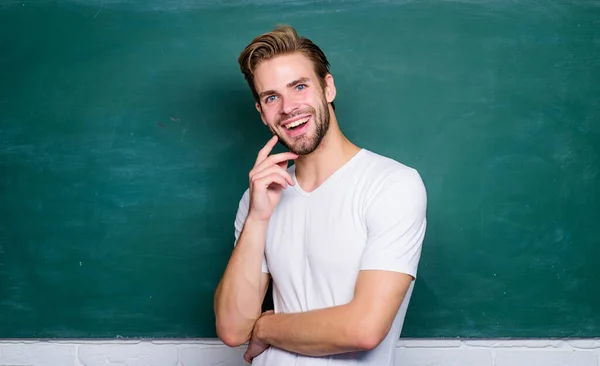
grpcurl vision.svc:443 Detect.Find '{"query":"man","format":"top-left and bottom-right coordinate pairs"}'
top-left (214, 25), bottom-right (427, 365)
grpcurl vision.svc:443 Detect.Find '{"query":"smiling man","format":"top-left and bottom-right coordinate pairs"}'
top-left (214, 25), bottom-right (428, 365)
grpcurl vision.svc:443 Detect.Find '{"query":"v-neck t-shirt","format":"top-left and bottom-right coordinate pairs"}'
top-left (233, 148), bottom-right (427, 366)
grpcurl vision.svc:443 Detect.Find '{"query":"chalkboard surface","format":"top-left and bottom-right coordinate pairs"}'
top-left (1, 0), bottom-right (598, 338)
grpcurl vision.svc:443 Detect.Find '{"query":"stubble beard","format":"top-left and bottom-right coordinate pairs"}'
top-left (273, 97), bottom-right (330, 156)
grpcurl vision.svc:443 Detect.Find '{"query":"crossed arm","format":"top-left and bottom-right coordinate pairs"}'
top-left (214, 217), bottom-right (414, 357)
top-left (253, 170), bottom-right (426, 356)
top-left (215, 168), bottom-right (427, 359)
top-left (252, 269), bottom-right (414, 357)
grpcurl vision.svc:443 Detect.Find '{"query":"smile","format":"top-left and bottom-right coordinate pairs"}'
top-left (285, 116), bottom-right (310, 130)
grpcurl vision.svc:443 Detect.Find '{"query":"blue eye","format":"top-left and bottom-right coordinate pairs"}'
top-left (266, 95), bottom-right (276, 103)
top-left (296, 84), bottom-right (305, 90)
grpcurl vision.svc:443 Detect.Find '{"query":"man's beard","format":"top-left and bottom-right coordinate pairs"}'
top-left (273, 97), bottom-right (330, 156)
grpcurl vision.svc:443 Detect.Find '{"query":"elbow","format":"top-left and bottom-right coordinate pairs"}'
top-left (220, 334), bottom-right (248, 348)
top-left (348, 321), bottom-right (388, 351)
top-left (215, 310), bottom-right (251, 347)
top-left (216, 324), bottom-right (249, 347)
top-left (214, 294), bottom-right (253, 347)
top-left (354, 331), bottom-right (386, 351)
top-left (214, 306), bottom-right (260, 347)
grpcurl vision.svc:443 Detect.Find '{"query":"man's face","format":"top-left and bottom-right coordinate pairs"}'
top-left (253, 52), bottom-right (335, 155)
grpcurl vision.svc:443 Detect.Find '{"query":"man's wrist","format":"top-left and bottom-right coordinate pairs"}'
top-left (245, 214), bottom-right (271, 229)
top-left (254, 312), bottom-right (270, 343)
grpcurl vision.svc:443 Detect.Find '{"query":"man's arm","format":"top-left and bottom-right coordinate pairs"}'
top-left (214, 191), bottom-right (271, 347)
top-left (254, 270), bottom-right (413, 356)
top-left (215, 136), bottom-right (298, 348)
top-left (252, 168), bottom-right (427, 357)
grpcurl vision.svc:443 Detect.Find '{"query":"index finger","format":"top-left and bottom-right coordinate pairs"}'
top-left (252, 151), bottom-right (298, 175)
top-left (265, 152), bottom-right (298, 167)
top-left (254, 135), bottom-right (278, 167)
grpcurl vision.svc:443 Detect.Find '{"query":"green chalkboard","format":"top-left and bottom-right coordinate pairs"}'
top-left (1, 0), bottom-right (599, 338)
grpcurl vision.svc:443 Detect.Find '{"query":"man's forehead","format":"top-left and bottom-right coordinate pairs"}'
top-left (254, 53), bottom-right (316, 89)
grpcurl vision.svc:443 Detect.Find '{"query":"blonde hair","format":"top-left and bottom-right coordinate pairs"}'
top-left (238, 24), bottom-right (335, 109)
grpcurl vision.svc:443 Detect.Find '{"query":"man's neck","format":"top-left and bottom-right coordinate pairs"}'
top-left (293, 118), bottom-right (361, 193)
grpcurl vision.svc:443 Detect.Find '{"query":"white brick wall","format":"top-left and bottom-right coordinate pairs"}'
top-left (0, 339), bottom-right (598, 365)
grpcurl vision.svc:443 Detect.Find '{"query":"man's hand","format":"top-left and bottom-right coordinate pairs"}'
top-left (214, 136), bottom-right (295, 347)
top-left (244, 310), bottom-right (274, 363)
top-left (247, 135), bottom-right (297, 222)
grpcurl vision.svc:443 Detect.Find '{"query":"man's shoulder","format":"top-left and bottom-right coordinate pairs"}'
top-left (356, 150), bottom-right (427, 220)
top-left (355, 149), bottom-right (424, 186)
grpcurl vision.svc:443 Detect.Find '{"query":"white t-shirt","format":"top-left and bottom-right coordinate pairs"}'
top-left (233, 148), bottom-right (427, 366)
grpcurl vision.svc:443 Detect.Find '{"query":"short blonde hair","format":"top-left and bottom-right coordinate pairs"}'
top-left (238, 24), bottom-right (334, 109)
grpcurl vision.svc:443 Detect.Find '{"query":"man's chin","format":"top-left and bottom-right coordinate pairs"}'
top-left (286, 140), bottom-right (320, 156)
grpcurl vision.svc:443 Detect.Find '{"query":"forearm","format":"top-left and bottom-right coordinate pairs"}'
top-left (253, 271), bottom-right (411, 357)
top-left (255, 303), bottom-right (376, 357)
top-left (215, 217), bottom-right (269, 345)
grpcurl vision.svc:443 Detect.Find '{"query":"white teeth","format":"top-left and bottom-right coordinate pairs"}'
top-left (285, 117), bottom-right (309, 129)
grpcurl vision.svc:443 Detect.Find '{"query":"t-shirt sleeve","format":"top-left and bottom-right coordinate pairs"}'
top-left (359, 168), bottom-right (427, 279)
top-left (233, 189), bottom-right (269, 273)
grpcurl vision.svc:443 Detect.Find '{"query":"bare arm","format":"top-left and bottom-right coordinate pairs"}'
top-left (214, 217), bottom-right (271, 347)
top-left (214, 136), bottom-right (297, 347)
top-left (253, 270), bottom-right (413, 356)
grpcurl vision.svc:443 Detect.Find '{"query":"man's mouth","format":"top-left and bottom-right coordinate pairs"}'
top-left (284, 116), bottom-right (310, 130)
top-left (281, 116), bottom-right (310, 137)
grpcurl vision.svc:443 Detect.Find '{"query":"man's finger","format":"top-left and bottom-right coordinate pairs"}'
top-left (252, 166), bottom-right (294, 186)
top-left (256, 173), bottom-right (288, 190)
top-left (252, 152), bottom-right (297, 175)
top-left (277, 160), bottom-right (288, 170)
top-left (266, 151), bottom-right (297, 166)
top-left (250, 151), bottom-right (296, 179)
top-left (254, 135), bottom-right (278, 167)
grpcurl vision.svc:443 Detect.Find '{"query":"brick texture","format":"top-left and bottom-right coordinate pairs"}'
top-left (0, 342), bottom-right (76, 366)
top-left (494, 349), bottom-right (597, 366)
top-left (77, 342), bottom-right (179, 366)
top-left (0, 339), bottom-right (598, 366)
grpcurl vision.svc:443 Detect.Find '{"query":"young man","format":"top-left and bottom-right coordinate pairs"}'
top-left (214, 25), bottom-right (427, 365)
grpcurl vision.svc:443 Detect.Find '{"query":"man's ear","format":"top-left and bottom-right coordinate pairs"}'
top-left (255, 102), bottom-right (267, 125)
top-left (324, 74), bottom-right (336, 104)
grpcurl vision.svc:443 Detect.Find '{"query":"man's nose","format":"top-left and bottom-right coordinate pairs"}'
top-left (280, 96), bottom-right (299, 115)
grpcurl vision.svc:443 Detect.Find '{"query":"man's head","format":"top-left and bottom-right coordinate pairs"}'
top-left (238, 25), bottom-right (336, 155)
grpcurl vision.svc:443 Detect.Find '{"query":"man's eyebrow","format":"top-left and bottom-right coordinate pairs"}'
top-left (258, 77), bottom-right (311, 100)
top-left (287, 77), bottom-right (310, 88)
